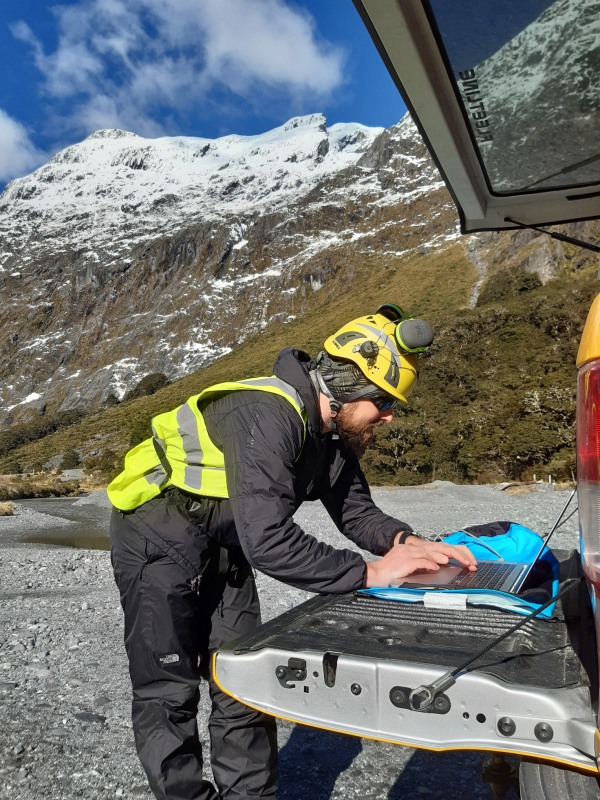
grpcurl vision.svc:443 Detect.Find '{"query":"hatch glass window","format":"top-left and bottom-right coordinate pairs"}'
top-left (426, 0), bottom-right (600, 194)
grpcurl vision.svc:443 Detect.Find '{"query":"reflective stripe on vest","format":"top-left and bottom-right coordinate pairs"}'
top-left (107, 376), bottom-right (307, 511)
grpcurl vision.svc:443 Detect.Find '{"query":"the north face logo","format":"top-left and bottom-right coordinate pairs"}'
top-left (159, 653), bottom-right (180, 664)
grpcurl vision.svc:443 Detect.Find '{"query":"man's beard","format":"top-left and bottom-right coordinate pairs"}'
top-left (336, 405), bottom-right (378, 458)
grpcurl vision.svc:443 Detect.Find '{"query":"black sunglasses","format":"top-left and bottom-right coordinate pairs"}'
top-left (371, 396), bottom-right (398, 411)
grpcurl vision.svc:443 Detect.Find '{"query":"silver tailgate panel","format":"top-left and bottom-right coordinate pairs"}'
top-left (214, 648), bottom-right (597, 772)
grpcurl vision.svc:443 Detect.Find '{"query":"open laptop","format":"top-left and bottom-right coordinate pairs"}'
top-left (391, 488), bottom-right (575, 595)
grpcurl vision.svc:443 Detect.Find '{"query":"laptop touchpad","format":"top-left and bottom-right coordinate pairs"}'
top-left (390, 562), bottom-right (465, 588)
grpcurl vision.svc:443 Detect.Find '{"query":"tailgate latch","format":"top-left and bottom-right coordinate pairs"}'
top-left (409, 673), bottom-right (456, 712)
top-left (391, 685), bottom-right (452, 714)
top-left (275, 658), bottom-right (307, 689)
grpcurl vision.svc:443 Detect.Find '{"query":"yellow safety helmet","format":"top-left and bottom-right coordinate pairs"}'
top-left (321, 304), bottom-right (434, 405)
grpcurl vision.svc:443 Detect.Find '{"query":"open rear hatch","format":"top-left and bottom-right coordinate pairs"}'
top-left (351, 0), bottom-right (600, 233)
top-left (215, 550), bottom-right (598, 771)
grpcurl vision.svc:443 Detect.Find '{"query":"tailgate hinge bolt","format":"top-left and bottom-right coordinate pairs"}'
top-left (534, 722), bottom-right (553, 742)
top-left (497, 717), bottom-right (516, 737)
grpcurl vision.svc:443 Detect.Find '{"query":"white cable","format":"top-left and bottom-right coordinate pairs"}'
top-left (412, 527), bottom-right (504, 559)
top-left (454, 529), bottom-right (504, 560)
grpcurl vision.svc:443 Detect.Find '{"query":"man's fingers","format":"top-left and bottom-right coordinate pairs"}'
top-left (405, 540), bottom-right (479, 571)
top-left (406, 558), bottom-right (440, 573)
top-left (401, 547), bottom-right (442, 568)
top-left (373, 538), bottom-right (481, 587)
top-left (448, 544), bottom-right (478, 568)
top-left (405, 551), bottom-right (440, 571)
top-left (366, 547), bottom-right (443, 587)
top-left (407, 545), bottom-right (451, 566)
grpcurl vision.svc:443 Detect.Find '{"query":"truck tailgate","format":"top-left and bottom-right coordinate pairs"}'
top-left (214, 550), bottom-right (599, 772)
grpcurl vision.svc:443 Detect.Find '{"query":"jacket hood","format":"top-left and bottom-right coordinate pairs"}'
top-left (273, 348), bottom-right (321, 436)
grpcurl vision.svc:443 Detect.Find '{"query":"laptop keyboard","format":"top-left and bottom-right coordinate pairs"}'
top-left (449, 562), bottom-right (515, 591)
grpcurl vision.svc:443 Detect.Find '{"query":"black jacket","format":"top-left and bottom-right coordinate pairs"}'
top-left (135, 349), bottom-right (412, 594)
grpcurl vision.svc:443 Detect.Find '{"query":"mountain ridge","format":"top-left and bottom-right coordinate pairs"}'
top-left (0, 113), bottom-right (453, 426)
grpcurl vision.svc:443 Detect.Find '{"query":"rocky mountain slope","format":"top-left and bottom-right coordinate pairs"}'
top-left (0, 113), bottom-right (452, 426)
top-left (1, 235), bottom-right (598, 484)
top-left (0, 108), bottom-right (598, 441)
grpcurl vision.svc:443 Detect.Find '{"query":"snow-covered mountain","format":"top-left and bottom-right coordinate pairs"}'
top-left (465, 0), bottom-right (600, 191)
top-left (1, 114), bottom-right (382, 265)
top-left (0, 105), bottom-right (597, 428)
top-left (0, 112), bottom-right (458, 424)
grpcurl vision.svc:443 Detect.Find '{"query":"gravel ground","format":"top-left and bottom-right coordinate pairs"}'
top-left (0, 484), bottom-right (580, 800)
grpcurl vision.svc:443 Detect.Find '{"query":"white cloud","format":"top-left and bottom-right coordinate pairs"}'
top-left (0, 108), bottom-right (47, 183)
top-left (199, 0), bottom-right (343, 93)
top-left (11, 0), bottom-right (345, 137)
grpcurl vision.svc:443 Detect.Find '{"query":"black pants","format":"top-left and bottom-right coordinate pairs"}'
top-left (110, 507), bottom-right (278, 800)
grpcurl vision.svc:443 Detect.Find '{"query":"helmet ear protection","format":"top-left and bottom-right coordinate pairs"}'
top-left (376, 304), bottom-right (434, 355)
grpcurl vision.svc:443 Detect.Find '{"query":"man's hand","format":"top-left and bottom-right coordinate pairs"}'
top-left (405, 535), bottom-right (477, 570)
top-left (394, 532), bottom-right (477, 571)
top-left (365, 537), bottom-right (477, 589)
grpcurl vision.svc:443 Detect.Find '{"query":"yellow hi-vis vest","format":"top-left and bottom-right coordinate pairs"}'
top-left (107, 376), bottom-right (307, 511)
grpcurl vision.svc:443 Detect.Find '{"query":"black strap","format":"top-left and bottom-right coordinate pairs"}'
top-left (152, 437), bottom-right (173, 478)
top-left (505, 217), bottom-right (600, 255)
top-left (397, 530), bottom-right (418, 545)
top-left (218, 547), bottom-right (229, 577)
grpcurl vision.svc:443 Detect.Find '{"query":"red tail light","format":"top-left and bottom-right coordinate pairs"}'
top-left (577, 359), bottom-right (600, 581)
top-left (577, 360), bottom-right (600, 482)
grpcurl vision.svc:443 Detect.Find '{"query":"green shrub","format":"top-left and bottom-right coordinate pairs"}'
top-left (0, 410), bottom-right (86, 458)
top-left (82, 449), bottom-right (121, 480)
top-left (123, 373), bottom-right (171, 402)
top-left (477, 269), bottom-right (542, 306)
top-left (128, 416), bottom-right (153, 448)
top-left (60, 449), bottom-right (81, 470)
top-left (1, 459), bottom-right (21, 476)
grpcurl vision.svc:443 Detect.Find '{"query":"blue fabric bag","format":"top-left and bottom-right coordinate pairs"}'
top-left (361, 523), bottom-right (560, 618)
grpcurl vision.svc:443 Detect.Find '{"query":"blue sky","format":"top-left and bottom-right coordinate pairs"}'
top-left (0, 0), bottom-right (407, 187)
